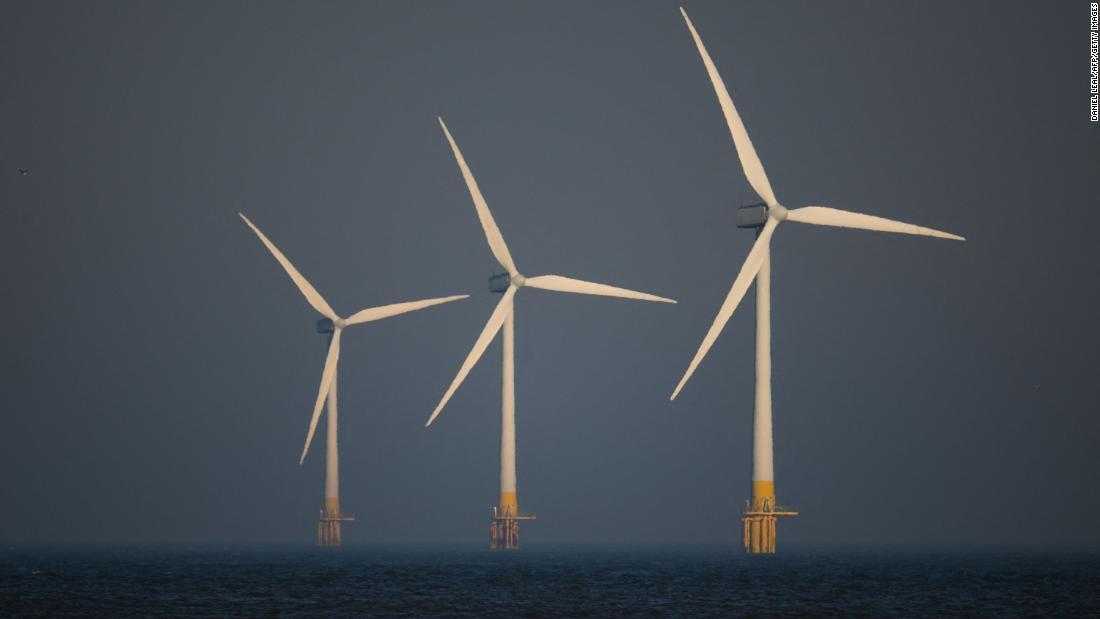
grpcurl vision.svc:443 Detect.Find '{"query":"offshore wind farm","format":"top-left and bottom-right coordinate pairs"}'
top-left (1, 1), bottom-right (1096, 616)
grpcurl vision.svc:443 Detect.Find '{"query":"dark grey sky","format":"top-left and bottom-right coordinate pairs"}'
top-left (1, 0), bottom-right (1097, 546)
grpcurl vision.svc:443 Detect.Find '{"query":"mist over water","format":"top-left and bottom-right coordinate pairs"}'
top-left (2, 545), bottom-right (1097, 616)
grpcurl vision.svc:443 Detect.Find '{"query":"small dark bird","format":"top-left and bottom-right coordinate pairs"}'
top-left (18, 168), bottom-right (29, 176)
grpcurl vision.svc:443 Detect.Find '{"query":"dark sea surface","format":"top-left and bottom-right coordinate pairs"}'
top-left (1, 545), bottom-right (1097, 617)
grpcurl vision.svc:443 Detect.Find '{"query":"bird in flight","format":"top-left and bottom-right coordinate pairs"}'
top-left (18, 169), bottom-right (29, 176)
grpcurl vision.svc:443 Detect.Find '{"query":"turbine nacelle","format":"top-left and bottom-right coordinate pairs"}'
top-left (316, 317), bottom-right (348, 333)
top-left (488, 272), bottom-right (511, 293)
top-left (736, 203), bottom-right (789, 229)
top-left (735, 203), bottom-right (768, 228)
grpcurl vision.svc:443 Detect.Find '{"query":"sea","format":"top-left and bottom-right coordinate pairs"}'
top-left (1, 545), bottom-right (1097, 617)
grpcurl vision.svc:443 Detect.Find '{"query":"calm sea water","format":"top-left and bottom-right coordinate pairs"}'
top-left (1, 545), bottom-right (1097, 616)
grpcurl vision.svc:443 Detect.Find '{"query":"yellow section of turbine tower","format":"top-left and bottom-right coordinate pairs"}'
top-left (499, 491), bottom-right (518, 516)
top-left (324, 496), bottom-right (340, 515)
top-left (752, 480), bottom-right (775, 508)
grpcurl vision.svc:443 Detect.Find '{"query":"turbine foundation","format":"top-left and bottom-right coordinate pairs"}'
top-left (489, 500), bottom-right (535, 550)
top-left (317, 497), bottom-right (354, 547)
top-left (741, 482), bottom-right (797, 554)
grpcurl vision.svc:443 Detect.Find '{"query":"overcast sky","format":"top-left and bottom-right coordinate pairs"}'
top-left (1, 0), bottom-right (1097, 546)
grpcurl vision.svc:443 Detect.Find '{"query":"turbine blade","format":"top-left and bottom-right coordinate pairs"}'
top-left (524, 275), bottom-right (676, 304)
top-left (300, 328), bottom-right (342, 464)
top-left (786, 206), bottom-right (965, 241)
top-left (239, 213), bottom-right (338, 321)
top-left (680, 7), bottom-right (778, 207)
top-left (425, 286), bottom-right (517, 427)
top-left (671, 218), bottom-right (779, 400)
top-left (345, 294), bottom-right (469, 326)
top-left (438, 117), bottom-right (518, 275)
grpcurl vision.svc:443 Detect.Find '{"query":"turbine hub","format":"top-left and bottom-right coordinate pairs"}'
top-left (333, 317), bottom-right (347, 329)
top-left (510, 273), bottom-right (526, 288)
top-left (769, 204), bottom-right (788, 221)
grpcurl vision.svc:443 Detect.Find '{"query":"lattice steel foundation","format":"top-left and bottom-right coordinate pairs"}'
top-left (741, 495), bottom-right (796, 554)
top-left (317, 502), bottom-right (354, 547)
top-left (489, 505), bottom-right (536, 550)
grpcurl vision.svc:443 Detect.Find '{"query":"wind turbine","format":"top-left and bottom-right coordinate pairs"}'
top-left (426, 117), bottom-right (677, 549)
top-left (239, 213), bottom-right (467, 546)
top-left (671, 8), bottom-right (965, 554)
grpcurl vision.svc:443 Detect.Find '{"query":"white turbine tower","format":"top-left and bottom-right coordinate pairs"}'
top-left (240, 213), bottom-right (467, 547)
top-left (427, 118), bottom-right (677, 549)
top-left (671, 8), bottom-right (965, 554)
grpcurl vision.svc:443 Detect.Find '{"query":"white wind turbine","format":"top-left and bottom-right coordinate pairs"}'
top-left (426, 118), bottom-right (676, 549)
top-left (240, 213), bottom-right (467, 546)
top-left (671, 8), bottom-right (965, 553)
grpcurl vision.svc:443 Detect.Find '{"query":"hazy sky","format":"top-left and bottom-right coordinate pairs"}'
top-left (1, 0), bottom-right (1097, 546)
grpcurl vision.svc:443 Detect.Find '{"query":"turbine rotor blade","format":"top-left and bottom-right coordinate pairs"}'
top-left (786, 206), bottom-right (965, 241)
top-left (438, 117), bottom-right (518, 275)
top-left (524, 275), bottom-right (676, 304)
top-left (680, 7), bottom-right (778, 207)
top-left (300, 327), bottom-right (342, 464)
top-left (671, 217), bottom-right (779, 400)
top-left (239, 213), bottom-right (338, 321)
top-left (345, 294), bottom-right (469, 326)
top-left (425, 286), bottom-right (517, 427)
